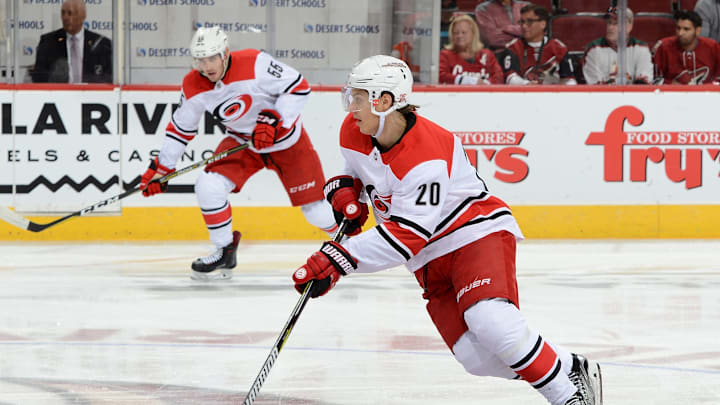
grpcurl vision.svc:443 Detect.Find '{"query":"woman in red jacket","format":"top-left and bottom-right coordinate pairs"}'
top-left (440, 14), bottom-right (504, 85)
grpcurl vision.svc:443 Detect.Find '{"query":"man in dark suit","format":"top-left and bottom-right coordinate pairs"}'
top-left (31, 0), bottom-right (112, 83)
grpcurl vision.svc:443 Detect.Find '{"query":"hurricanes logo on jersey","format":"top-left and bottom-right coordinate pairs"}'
top-left (212, 94), bottom-right (253, 124)
top-left (366, 184), bottom-right (391, 220)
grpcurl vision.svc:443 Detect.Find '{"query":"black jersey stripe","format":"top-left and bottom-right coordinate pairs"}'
top-left (171, 116), bottom-right (197, 135)
top-left (201, 201), bottom-right (229, 214)
top-left (389, 215), bottom-right (432, 238)
top-left (376, 225), bottom-right (411, 261)
top-left (511, 335), bottom-right (543, 370)
top-left (425, 210), bottom-right (512, 248)
top-left (290, 89), bottom-right (310, 96)
top-left (434, 192), bottom-right (488, 233)
top-left (283, 73), bottom-right (303, 94)
top-left (166, 133), bottom-right (189, 146)
top-left (274, 124), bottom-right (298, 144)
top-left (532, 361), bottom-right (562, 389)
top-left (206, 218), bottom-right (232, 230)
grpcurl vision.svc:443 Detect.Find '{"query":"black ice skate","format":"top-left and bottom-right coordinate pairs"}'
top-left (564, 353), bottom-right (603, 405)
top-left (191, 231), bottom-right (241, 281)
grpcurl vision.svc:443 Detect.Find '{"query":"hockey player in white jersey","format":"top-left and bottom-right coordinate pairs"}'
top-left (139, 26), bottom-right (336, 280)
top-left (292, 55), bottom-right (603, 405)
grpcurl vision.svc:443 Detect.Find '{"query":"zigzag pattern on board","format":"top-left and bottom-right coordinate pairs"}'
top-left (0, 176), bottom-right (193, 193)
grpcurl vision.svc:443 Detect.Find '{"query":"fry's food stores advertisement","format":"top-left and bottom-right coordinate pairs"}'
top-left (1, 85), bottom-right (719, 240)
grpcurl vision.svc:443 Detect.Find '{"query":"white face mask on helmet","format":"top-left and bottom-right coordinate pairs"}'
top-left (190, 26), bottom-right (229, 74)
top-left (342, 55), bottom-right (413, 117)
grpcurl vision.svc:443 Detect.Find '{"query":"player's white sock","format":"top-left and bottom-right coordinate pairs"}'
top-left (463, 299), bottom-right (577, 405)
top-left (195, 171), bottom-right (237, 248)
top-left (301, 199), bottom-right (337, 236)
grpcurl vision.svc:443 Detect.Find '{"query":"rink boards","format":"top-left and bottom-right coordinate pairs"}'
top-left (1, 84), bottom-right (719, 240)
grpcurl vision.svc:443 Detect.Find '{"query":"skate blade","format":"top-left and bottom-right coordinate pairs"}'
top-left (190, 269), bottom-right (233, 281)
top-left (593, 362), bottom-right (603, 405)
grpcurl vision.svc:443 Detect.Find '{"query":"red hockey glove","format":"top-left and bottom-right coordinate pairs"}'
top-left (139, 157), bottom-right (175, 197)
top-left (323, 175), bottom-right (368, 236)
top-left (293, 241), bottom-right (357, 298)
top-left (251, 109), bottom-right (288, 150)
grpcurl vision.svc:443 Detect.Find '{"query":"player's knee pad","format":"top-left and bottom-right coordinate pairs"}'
top-left (300, 200), bottom-right (336, 231)
top-left (453, 331), bottom-right (516, 379)
top-left (453, 331), bottom-right (494, 376)
top-left (195, 171), bottom-right (236, 209)
top-left (463, 299), bottom-right (533, 363)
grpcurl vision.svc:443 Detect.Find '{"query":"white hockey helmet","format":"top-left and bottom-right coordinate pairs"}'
top-left (190, 26), bottom-right (229, 70)
top-left (343, 55), bottom-right (413, 116)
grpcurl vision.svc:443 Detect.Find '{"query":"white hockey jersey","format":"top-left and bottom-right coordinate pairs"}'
top-left (158, 49), bottom-right (311, 168)
top-left (339, 113), bottom-right (524, 274)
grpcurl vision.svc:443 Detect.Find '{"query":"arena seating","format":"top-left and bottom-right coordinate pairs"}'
top-left (550, 14), bottom-right (606, 53)
top-left (456, 0), bottom-right (480, 12)
top-left (633, 0), bottom-right (674, 13)
top-left (533, 0), bottom-right (555, 12)
top-left (558, 0), bottom-right (610, 14)
top-left (632, 13), bottom-right (676, 46)
top-left (677, 0), bottom-right (698, 10)
top-left (458, 0), bottom-right (556, 13)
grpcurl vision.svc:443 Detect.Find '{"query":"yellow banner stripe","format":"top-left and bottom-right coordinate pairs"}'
top-left (2, 205), bottom-right (719, 241)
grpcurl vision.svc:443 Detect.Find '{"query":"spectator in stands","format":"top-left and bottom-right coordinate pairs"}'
top-left (498, 4), bottom-right (577, 84)
top-left (695, 0), bottom-right (720, 43)
top-left (31, 0), bottom-right (112, 83)
top-left (475, 0), bottom-right (530, 51)
top-left (654, 10), bottom-right (720, 84)
top-left (440, 14), bottom-right (504, 85)
top-left (583, 7), bottom-right (653, 84)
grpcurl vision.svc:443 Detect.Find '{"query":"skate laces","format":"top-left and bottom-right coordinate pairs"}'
top-left (568, 358), bottom-right (591, 404)
top-left (199, 248), bottom-right (223, 265)
top-left (564, 394), bottom-right (583, 405)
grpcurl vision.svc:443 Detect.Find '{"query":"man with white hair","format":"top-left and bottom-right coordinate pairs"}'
top-left (583, 7), bottom-right (653, 85)
top-left (31, 0), bottom-right (112, 83)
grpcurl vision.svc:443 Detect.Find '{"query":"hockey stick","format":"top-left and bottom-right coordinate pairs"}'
top-left (242, 220), bottom-right (349, 405)
top-left (0, 143), bottom-right (249, 232)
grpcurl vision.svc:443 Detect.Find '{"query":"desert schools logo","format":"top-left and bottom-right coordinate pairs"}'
top-left (249, 0), bottom-right (326, 7)
top-left (84, 20), bottom-right (113, 31)
top-left (10, 20), bottom-right (45, 30)
top-left (128, 21), bottom-right (158, 31)
top-left (23, 46), bottom-right (34, 56)
top-left (193, 21), bottom-right (266, 33)
top-left (586, 105), bottom-right (720, 189)
top-left (26, 0), bottom-right (103, 3)
top-left (263, 48), bottom-right (325, 60)
top-left (138, 0), bottom-right (215, 5)
top-left (455, 132), bottom-right (528, 183)
top-left (304, 23), bottom-right (380, 34)
top-left (135, 47), bottom-right (190, 57)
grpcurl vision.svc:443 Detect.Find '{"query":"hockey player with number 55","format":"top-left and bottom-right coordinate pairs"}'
top-left (292, 55), bottom-right (603, 405)
top-left (138, 26), bottom-right (336, 280)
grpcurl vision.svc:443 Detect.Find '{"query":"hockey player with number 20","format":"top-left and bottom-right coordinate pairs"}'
top-left (139, 26), bottom-right (336, 281)
top-left (292, 55), bottom-right (604, 405)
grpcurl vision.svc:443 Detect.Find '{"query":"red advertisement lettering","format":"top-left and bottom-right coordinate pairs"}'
top-left (457, 132), bottom-right (529, 184)
top-left (586, 106), bottom-right (719, 189)
top-left (494, 147), bottom-right (529, 183)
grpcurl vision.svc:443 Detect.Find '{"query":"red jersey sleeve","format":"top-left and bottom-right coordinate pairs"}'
top-left (483, 50), bottom-right (504, 84)
top-left (438, 49), bottom-right (457, 84)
